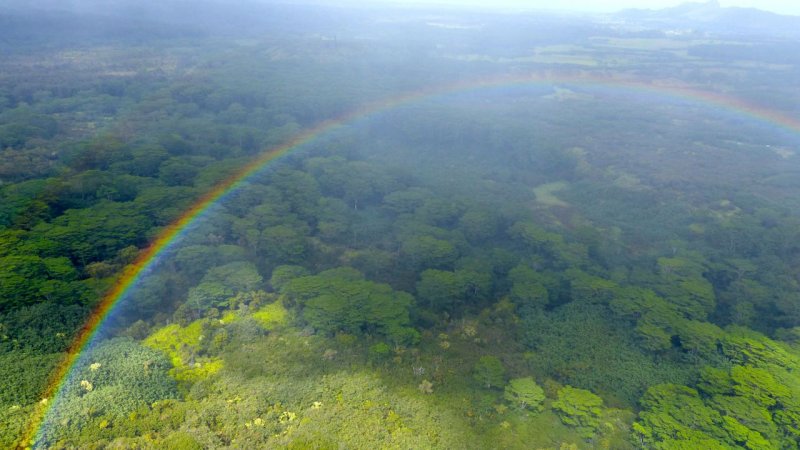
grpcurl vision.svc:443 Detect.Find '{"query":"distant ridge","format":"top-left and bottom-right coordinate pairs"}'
top-left (616, 0), bottom-right (800, 37)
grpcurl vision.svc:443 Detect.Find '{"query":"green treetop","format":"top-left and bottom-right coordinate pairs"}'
top-left (504, 377), bottom-right (545, 412)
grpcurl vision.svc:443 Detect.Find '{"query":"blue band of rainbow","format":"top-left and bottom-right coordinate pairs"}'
top-left (23, 73), bottom-right (800, 448)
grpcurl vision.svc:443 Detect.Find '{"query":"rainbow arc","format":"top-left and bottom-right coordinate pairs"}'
top-left (23, 72), bottom-right (800, 448)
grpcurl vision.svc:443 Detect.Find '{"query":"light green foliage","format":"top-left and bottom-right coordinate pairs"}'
top-left (251, 300), bottom-right (289, 331)
top-left (634, 374), bottom-right (792, 450)
top-left (552, 386), bottom-right (604, 436)
top-left (161, 431), bottom-right (204, 450)
top-left (610, 283), bottom-right (725, 357)
top-left (473, 355), bottom-right (505, 389)
top-left (719, 326), bottom-right (798, 368)
top-left (504, 377), bottom-right (545, 412)
top-left (369, 342), bottom-right (392, 359)
top-left (41, 338), bottom-right (178, 445)
top-left (634, 322), bottom-right (800, 449)
top-left (729, 365), bottom-right (788, 408)
top-left (143, 320), bottom-right (224, 383)
top-left (633, 384), bottom-right (726, 447)
top-left (63, 338), bottom-right (176, 401)
top-left (180, 368), bottom-right (472, 449)
top-left (7, 18), bottom-right (800, 450)
top-left (710, 396), bottom-right (778, 446)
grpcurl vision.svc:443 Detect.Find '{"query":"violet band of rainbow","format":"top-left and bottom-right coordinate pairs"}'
top-left (23, 72), bottom-right (800, 448)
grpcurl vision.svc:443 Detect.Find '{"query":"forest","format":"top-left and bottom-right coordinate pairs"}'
top-left (2, 1), bottom-right (800, 449)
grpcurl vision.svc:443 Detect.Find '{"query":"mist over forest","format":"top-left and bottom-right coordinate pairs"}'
top-left (2, 1), bottom-right (800, 449)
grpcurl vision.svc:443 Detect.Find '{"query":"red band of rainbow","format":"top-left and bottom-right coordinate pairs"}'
top-left (22, 72), bottom-right (800, 448)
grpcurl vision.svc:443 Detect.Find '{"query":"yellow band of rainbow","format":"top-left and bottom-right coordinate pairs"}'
top-left (22, 72), bottom-right (800, 448)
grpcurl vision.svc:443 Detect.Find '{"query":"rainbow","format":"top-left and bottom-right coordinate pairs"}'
top-left (21, 72), bottom-right (800, 447)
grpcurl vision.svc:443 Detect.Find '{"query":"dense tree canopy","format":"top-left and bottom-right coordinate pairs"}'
top-left (3, 3), bottom-right (800, 448)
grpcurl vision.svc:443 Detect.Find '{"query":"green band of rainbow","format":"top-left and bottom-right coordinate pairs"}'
top-left (22, 72), bottom-right (800, 448)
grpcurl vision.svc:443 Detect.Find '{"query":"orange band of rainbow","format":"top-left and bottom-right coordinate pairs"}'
top-left (22, 72), bottom-right (800, 448)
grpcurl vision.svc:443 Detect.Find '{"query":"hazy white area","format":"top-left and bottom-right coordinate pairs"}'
top-left (358, 0), bottom-right (800, 15)
top-left (10, 0), bottom-right (800, 16)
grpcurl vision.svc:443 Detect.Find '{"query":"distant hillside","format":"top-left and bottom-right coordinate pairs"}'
top-left (0, 0), bottom-right (358, 48)
top-left (616, 0), bottom-right (800, 38)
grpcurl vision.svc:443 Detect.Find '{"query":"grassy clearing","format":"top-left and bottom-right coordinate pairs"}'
top-left (534, 182), bottom-right (570, 207)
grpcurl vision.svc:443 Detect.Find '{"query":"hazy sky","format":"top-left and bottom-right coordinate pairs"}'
top-left (382, 0), bottom-right (800, 16)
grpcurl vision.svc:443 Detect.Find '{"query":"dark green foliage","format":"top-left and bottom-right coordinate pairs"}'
top-left (416, 268), bottom-right (491, 313)
top-left (132, 185), bottom-right (198, 225)
top-left (259, 224), bottom-right (309, 264)
top-left (507, 264), bottom-right (551, 308)
top-left (508, 221), bottom-right (565, 262)
top-left (270, 265), bottom-right (311, 291)
top-left (282, 268), bottom-right (419, 345)
top-left (458, 207), bottom-right (501, 242)
top-left (653, 257), bottom-right (716, 321)
top-left (3, 7), bottom-right (800, 449)
top-left (0, 106), bottom-right (58, 149)
top-left (185, 261), bottom-right (263, 314)
top-left (383, 187), bottom-right (433, 214)
top-left (0, 302), bottom-right (88, 353)
top-left (520, 303), bottom-right (697, 407)
top-left (0, 255), bottom-right (88, 307)
top-left (37, 200), bottom-right (153, 264)
top-left (401, 235), bottom-right (458, 269)
top-left (565, 268), bottom-right (617, 304)
top-left (0, 352), bottom-right (62, 405)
